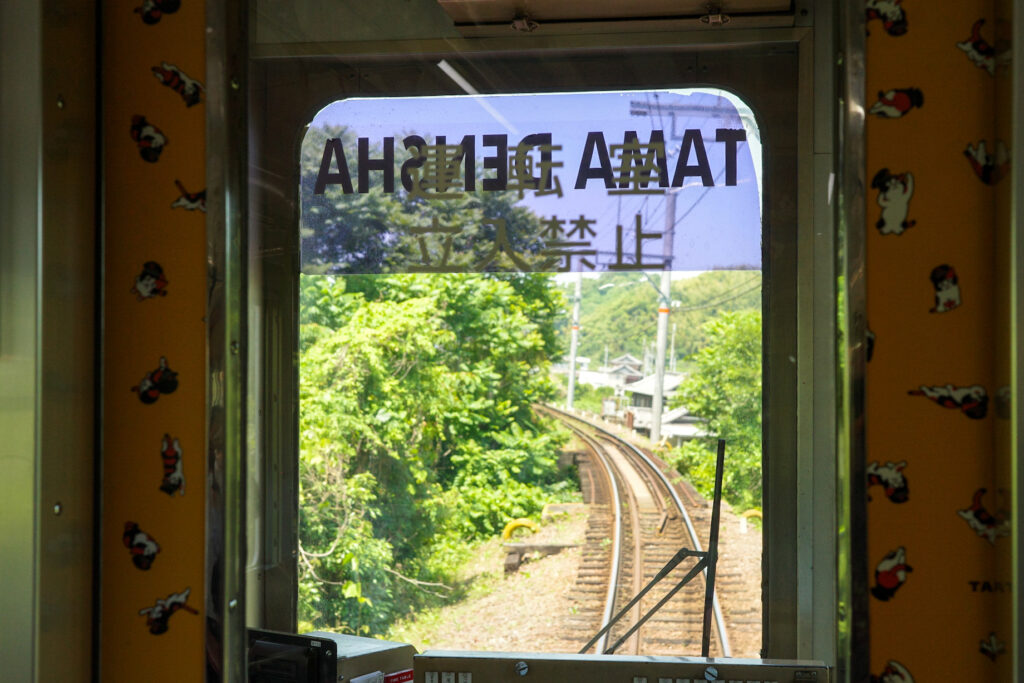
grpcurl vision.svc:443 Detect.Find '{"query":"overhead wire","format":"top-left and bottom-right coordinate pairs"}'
top-left (672, 279), bottom-right (762, 313)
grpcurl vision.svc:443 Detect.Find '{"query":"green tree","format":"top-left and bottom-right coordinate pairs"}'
top-left (298, 272), bottom-right (573, 635)
top-left (668, 310), bottom-right (762, 511)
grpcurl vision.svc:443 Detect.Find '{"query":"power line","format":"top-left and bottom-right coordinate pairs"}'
top-left (652, 92), bottom-right (667, 132)
top-left (688, 273), bottom-right (761, 300)
top-left (673, 280), bottom-right (762, 313)
top-left (673, 165), bottom-right (728, 228)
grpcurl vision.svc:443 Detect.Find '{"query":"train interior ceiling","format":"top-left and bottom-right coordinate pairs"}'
top-left (1, 1), bottom-right (1022, 683)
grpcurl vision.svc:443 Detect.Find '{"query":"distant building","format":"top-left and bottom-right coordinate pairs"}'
top-left (620, 373), bottom-right (706, 444)
top-left (578, 366), bottom-right (638, 390)
top-left (658, 406), bottom-right (708, 443)
top-left (607, 353), bottom-right (642, 375)
top-left (623, 373), bottom-right (684, 409)
top-left (567, 352), bottom-right (644, 391)
top-left (552, 355), bottom-right (591, 374)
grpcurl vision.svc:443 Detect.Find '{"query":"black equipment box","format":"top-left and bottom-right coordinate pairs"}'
top-left (248, 628), bottom-right (416, 683)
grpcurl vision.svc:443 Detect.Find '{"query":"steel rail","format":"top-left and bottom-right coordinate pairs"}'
top-left (545, 406), bottom-right (732, 657)
top-left (565, 424), bottom-right (624, 654)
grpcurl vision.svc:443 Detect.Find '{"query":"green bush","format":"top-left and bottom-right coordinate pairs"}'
top-left (668, 310), bottom-right (762, 511)
top-left (572, 382), bottom-right (616, 414)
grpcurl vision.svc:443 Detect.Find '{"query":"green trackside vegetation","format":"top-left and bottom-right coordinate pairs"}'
top-left (666, 310), bottom-right (763, 512)
top-left (299, 272), bottom-right (580, 636)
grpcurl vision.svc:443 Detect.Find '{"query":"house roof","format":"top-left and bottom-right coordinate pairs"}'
top-left (624, 373), bottom-right (685, 397)
top-left (661, 422), bottom-right (708, 439)
top-left (663, 406), bottom-right (697, 423)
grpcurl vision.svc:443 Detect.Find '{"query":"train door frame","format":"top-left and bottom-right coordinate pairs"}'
top-left (220, 2), bottom-right (864, 677)
top-left (0, 0), bottom-right (98, 679)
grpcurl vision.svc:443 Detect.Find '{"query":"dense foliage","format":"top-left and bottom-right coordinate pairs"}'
top-left (667, 310), bottom-right (762, 511)
top-left (299, 272), bottom-right (575, 635)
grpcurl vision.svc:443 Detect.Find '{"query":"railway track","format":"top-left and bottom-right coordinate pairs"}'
top-left (539, 406), bottom-right (732, 657)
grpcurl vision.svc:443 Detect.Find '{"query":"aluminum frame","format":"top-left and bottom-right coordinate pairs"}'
top-left (0, 1), bottom-right (98, 680)
top-left (836, 2), bottom-right (869, 682)
top-left (1012, 1), bottom-right (1024, 677)
top-left (0, 2), bottom-right (45, 678)
top-left (206, 1), bottom-right (249, 680)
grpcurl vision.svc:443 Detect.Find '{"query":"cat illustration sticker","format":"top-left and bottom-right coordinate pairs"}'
top-left (160, 434), bottom-right (185, 496)
top-left (130, 115), bottom-right (167, 163)
top-left (865, 0), bottom-right (908, 37)
top-left (964, 140), bottom-right (1008, 185)
top-left (980, 632), bottom-right (1005, 662)
top-left (139, 587), bottom-right (198, 635)
top-left (867, 461), bottom-right (909, 503)
top-left (871, 660), bottom-right (913, 683)
top-left (172, 180), bottom-right (206, 212)
top-left (123, 522), bottom-right (160, 570)
top-left (871, 168), bottom-right (915, 235)
top-left (131, 261), bottom-right (168, 301)
top-left (152, 62), bottom-right (203, 107)
top-left (957, 19), bottom-right (995, 76)
top-left (872, 547), bottom-right (912, 601)
top-left (135, 0), bottom-right (181, 25)
top-left (928, 264), bottom-right (961, 313)
top-left (908, 384), bottom-right (988, 419)
top-left (869, 88), bottom-right (923, 118)
top-left (131, 356), bottom-right (179, 404)
top-left (958, 488), bottom-right (1010, 544)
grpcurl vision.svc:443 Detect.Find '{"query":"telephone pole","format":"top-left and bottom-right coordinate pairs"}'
top-left (670, 323), bottom-right (677, 372)
top-left (566, 272), bottom-right (583, 410)
top-left (651, 190), bottom-right (677, 443)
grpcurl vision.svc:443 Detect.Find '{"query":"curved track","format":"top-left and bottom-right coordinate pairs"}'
top-left (541, 406), bottom-right (731, 657)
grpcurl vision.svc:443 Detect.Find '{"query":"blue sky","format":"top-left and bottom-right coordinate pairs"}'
top-left (308, 87), bottom-right (762, 271)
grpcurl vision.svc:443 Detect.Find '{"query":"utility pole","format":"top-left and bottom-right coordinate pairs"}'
top-left (566, 272), bottom-right (582, 411)
top-left (670, 323), bottom-right (677, 373)
top-left (651, 190), bottom-right (677, 443)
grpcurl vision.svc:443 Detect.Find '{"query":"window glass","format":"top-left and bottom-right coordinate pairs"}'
top-left (301, 88), bottom-right (761, 275)
top-left (295, 86), bottom-right (764, 657)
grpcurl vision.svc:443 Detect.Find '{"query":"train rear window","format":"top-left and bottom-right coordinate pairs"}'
top-left (295, 86), bottom-right (763, 657)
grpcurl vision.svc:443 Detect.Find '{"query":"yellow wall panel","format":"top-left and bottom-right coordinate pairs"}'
top-left (102, 2), bottom-right (207, 680)
top-left (865, 1), bottom-right (1008, 679)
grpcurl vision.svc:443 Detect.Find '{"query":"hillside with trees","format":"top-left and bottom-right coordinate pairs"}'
top-left (563, 270), bottom-right (761, 369)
